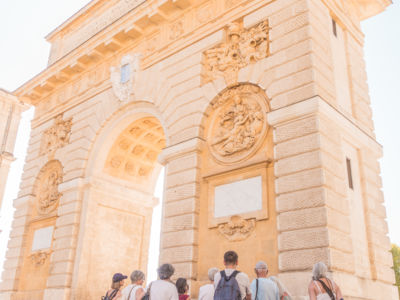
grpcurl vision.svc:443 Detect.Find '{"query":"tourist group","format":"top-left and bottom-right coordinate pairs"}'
top-left (102, 250), bottom-right (344, 300)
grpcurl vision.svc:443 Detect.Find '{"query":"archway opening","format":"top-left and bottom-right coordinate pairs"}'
top-left (81, 115), bottom-right (166, 298)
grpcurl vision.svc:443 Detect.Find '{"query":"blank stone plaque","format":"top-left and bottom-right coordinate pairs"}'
top-left (31, 226), bottom-right (54, 251)
top-left (214, 176), bottom-right (262, 218)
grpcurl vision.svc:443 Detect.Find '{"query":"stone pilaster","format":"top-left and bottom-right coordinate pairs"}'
top-left (158, 137), bottom-right (203, 280)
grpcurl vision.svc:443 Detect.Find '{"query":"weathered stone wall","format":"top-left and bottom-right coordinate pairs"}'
top-left (0, 0), bottom-right (396, 299)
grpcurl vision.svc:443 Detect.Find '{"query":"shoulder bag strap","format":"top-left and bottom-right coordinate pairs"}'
top-left (109, 289), bottom-right (118, 300)
top-left (127, 285), bottom-right (136, 300)
top-left (317, 279), bottom-right (335, 300)
top-left (255, 279), bottom-right (259, 300)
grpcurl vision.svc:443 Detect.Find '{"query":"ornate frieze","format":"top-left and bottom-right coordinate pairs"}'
top-left (218, 215), bottom-right (256, 241)
top-left (110, 54), bottom-right (141, 102)
top-left (207, 84), bottom-right (268, 164)
top-left (40, 114), bottom-right (72, 157)
top-left (202, 20), bottom-right (269, 85)
top-left (29, 250), bottom-right (51, 266)
top-left (36, 162), bottom-right (63, 215)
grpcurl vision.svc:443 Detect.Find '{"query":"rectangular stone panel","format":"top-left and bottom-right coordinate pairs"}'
top-left (214, 176), bottom-right (262, 218)
top-left (31, 226), bottom-right (54, 251)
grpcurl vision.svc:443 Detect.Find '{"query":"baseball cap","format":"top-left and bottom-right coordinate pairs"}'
top-left (113, 273), bottom-right (128, 282)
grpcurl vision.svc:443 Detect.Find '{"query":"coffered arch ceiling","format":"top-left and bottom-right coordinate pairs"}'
top-left (103, 117), bottom-right (166, 182)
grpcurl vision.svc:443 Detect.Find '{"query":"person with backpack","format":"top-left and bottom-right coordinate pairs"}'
top-left (213, 250), bottom-right (251, 300)
top-left (308, 262), bottom-right (343, 300)
top-left (102, 273), bottom-right (128, 300)
top-left (249, 261), bottom-right (279, 300)
top-left (121, 270), bottom-right (146, 300)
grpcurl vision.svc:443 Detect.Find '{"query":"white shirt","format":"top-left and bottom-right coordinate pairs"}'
top-left (121, 284), bottom-right (144, 300)
top-left (214, 269), bottom-right (251, 299)
top-left (198, 283), bottom-right (215, 300)
top-left (250, 278), bottom-right (279, 300)
top-left (149, 280), bottom-right (179, 300)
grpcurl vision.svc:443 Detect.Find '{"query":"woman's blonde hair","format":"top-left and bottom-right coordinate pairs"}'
top-left (111, 280), bottom-right (123, 290)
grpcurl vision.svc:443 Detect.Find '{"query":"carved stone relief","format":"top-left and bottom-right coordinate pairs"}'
top-left (110, 54), bottom-right (141, 102)
top-left (40, 114), bottom-right (72, 157)
top-left (218, 215), bottom-right (255, 241)
top-left (202, 20), bottom-right (269, 85)
top-left (36, 161), bottom-right (63, 215)
top-left (29, 251), bottom-right (51, 266)
top-left (207, 84), bottom-right (268, 164)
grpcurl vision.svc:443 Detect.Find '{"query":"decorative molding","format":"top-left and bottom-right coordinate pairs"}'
top-left (218, 215), bottom-right (256, 241)
top-left (39, 114), bottom-right (72, 156)
top-left (29, 250), bottom-right (51, 266)
top-left (202, 20), bottom-right (269, 85)
top-left (110, 54), bottom-right (141, 102)
top-left (36, 162), bottom-right (63, 215)
top-left (207, 84), bottom-right (268, 164)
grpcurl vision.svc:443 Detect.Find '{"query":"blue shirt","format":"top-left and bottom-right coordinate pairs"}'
top-left (250, 278), bottom-right (280, 300)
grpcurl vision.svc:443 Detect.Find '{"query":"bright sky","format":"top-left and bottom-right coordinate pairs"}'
top-left (0, 0), bottom-right (399, 285)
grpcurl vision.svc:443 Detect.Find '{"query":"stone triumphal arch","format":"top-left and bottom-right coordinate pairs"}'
top-left (0, 0), bottom-right (397, 299)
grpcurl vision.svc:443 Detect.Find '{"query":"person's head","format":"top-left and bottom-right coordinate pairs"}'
top-left (223, 251), bottom-right (238, 268)
top-left (312, 262), bottom-right (328, 280)
top-left (254, 261), bottom-right (268, 278)
top-left (130, 270), bottom-right (145, 285)
top-left (157, 263), bottom-right (175, 280)
top-left (176, 278), bottom-right (189, 295)
top-left (111, 273), bottom-right (127, 289)
top-left (208, 267), bottom-right (219, 282)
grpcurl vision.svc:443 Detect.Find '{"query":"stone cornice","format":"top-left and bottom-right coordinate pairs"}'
top-left (0, 89), bottom-right (29, 111)
top-left (13, 0), bottom-right (391, 106)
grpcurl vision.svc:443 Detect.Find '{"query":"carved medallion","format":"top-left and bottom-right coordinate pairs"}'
top-left (36, 162), bottom-right (63, 215)
top-left (40, 114), bottom-right (72, 157)
top-left (218, 215), bottom-right (256, 241)
top-left (30, 250), bottom-right (51, 266)
top-left (110, 54), bottom-right (141, 102)
top-left (202, 20), bottom-right (269, 85)
top-left (207, 84), bottom-right (268, 164)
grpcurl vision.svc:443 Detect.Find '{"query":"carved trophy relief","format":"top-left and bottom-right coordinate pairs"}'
top-left (40, 114), bottom-right (72, 157)
top-left (218, 215), bottom-right (256, 241)
top-left (110, 54), bottom-right (141, 102)
top-left (30, 250), bottom-right (51, 266)
top-left (36, 162), bottom-right (63, 215)
top-left (207, 84), bottom-right (268, 164)
top-left (202, 20), bottom-right (269, 85)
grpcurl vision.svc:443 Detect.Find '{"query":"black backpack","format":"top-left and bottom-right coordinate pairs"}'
top-left (214, 270), bottom-right (242, 300)
top-left (102, 289), bottom-right (118, 300)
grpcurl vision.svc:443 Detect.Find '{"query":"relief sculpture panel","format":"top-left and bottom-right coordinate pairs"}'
top-left (202, 20), bottom-right (269, 85)
top-left (35, 161), bottom-right (63, 215)
top-left (207, 84), bottom-right (268, 164)
top-left (40, 114), bottom-right (72, 157)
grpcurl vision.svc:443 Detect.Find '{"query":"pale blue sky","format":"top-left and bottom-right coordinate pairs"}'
top-left (0, 0), bottom-right (399, 280)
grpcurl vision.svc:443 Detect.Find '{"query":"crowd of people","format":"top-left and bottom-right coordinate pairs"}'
top-left (102, 251), bottom-right (343, 300)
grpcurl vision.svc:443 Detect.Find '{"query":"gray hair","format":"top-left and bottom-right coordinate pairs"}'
top-left (208, 267), bottom-right (219, 281)
top-left (157, 263), bottom-right (175, 280)
top-left (312, 262), bottom-right (328, 280)
top-left (255, 261), bottom-right (268, 270)
top-left (130, 270), bottom-right (145, 283)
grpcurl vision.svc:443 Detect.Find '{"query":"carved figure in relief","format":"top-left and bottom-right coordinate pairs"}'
top-left (40, 114), bottom-right (72, 156)
top-left (218, 215), bottom-right (255, 241)
top-left (30, 251), bottom-right (50, 266)
top-left (212, 94), bottom-right (262, 156)
top-left (37, 169), bottom-right (62, 215)
top-left (110, 53), bottom-right (141, 102)
top-left (202, 20), bottom-right (269, 85)
top-left (207, 84), bottom-right (268, 164)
